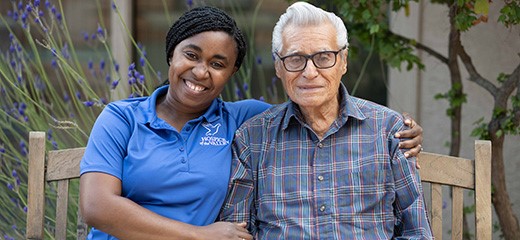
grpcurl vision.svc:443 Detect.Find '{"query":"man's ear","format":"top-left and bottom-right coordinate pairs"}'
top-left (274, 61), bottom-right (283, 79)
top-left (341, 51), bottom-right (348, 74)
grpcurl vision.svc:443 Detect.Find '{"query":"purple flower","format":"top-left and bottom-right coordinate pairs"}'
top-left (7, 183), bottom-right (14, 191)
top-left (39, 10), bottom-right (44, 17)
top-left (45, 0), bottom-right (50, 9)
top-left (75, 91), bottom-right (81, 100)
top-left (256, 56), bottom-right (262, 65)
top-left (23, 206), bottom-right (27, 213)
top-left (51, 140), bottom-right (58, 150)
top-left (12, 170), bottom-right (18, 178)
top-left (34, 0), bottom-right (40, 7)
top-left (0, 147), bottom-right (5, 153)
top-left (259, 96), bottom-right (265, 102)
top-left (100, 59), bottom-right (105, 70)
top-left (83, 101), bottom-right (94, 107)
top-left (243, 83), bottom-right (248, 91)
top-left (111, 80), bottom-right (119, 89)
top-left (12, 12), bottom-right (19, 21)
top-left (114, 63), bottom-right (120, 72)
top-left (139, 57), bottom-right (145, 67)
top-left (51, 59), bottom-right (58, 68)
top-left (105, 74), bottom-right (111, 83)
top-left (88, 60), bottom-right (93, 70)
top-left (82, 32), bottom-right (89, 41)
top-left (26, 4), bottom-right (32, 13)
top-left (97, 25), bottom-right (104, 38)
top-left (187, 0), bottom-right (193, 8)
top-left (63, 92), bottom-right (70, 102)
top-left (111, 1), bottom-right (117, 10)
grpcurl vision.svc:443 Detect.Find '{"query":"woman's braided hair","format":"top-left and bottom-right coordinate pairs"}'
top-left (165, 6), bottom-right (246, 69)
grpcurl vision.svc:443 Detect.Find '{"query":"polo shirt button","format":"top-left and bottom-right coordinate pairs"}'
top-left (181, 157), bottom-right (187, 163)
top-left (319, 204), bottom-right (326, 212)
top-left (318, 175), bottom-right (324, 181)
top-left (317, 142), bottom-right (323, 148)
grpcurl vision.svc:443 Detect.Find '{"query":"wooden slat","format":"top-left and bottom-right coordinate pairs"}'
top-left (430, 183), bottom-right (443, 240)
top-left (55, 180), bottom-right (70, 240)
top-left (451, 186), bottom-right (464, 240)
top-left (26, 131), bottom-right (90, 239)
top-left (76, 198), bottom-right (89, 240)
top-left (418, 152), bottom-right (474, 189)
top-left (46, 147), bottom-right (85, 181)
top-left (27, 131), bottom-right (46, 240)
top-left (475, 140), bottom-right (492, 240)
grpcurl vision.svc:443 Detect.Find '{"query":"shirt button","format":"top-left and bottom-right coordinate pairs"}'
top-left (319, 205), bottom-right (326, 212)
top-left (179, 147), bottom-right (184, 152)
top-left (317, 175), bottom-right (324, 181)
top-left (317, 142), bottom-right (323, 148)
top-left (181, 157), bottom-right (187, 163)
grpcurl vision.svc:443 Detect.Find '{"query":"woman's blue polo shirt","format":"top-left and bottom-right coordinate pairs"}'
top-left (80, 85), bottom-right (270, 239)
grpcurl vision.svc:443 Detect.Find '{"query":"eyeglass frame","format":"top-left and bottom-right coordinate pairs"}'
top-left (274, 45), bottom-right (347, 72)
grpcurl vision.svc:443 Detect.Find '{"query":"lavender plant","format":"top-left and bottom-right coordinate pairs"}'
top-left (0, 0), bottom-right (159, 238)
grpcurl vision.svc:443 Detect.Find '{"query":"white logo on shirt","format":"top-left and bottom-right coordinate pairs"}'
top-left (200, 123), bottom-right (229, 146)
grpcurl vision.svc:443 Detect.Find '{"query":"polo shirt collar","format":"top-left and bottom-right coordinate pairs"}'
top-left (140, 85), bottom-right (223, 129)
top-left (282, 82), bottom-right (367, 130)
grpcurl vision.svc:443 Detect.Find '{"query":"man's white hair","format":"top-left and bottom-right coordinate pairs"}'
top-left (272, 1), bottom-right (349, 54)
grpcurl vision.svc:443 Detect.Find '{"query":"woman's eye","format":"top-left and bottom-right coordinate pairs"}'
top-left (211, 62), bottom-right (225, 69)
top-left (184, 52), bottom-right (197, 60)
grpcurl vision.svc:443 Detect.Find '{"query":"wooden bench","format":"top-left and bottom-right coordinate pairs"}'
top-left (26, 131), bottom-right (88, 239)
top-left (26, 130), bottom-right (491, 239)
top-left (418, 140), bottom-right (492, 240)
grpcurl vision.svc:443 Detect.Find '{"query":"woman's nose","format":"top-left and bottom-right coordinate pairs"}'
top-left (193, 63), bottom-right (209, 79)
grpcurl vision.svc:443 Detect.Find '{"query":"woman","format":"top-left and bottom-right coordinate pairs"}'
top-left (79, 6), bottom-right (423, 240)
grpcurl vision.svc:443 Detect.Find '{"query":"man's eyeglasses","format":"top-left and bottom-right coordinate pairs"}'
top-left (275, 46), bottom-right (347, 72)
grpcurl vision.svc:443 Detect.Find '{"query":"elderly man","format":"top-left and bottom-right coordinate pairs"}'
top-left (220, 1), bottom-right (432, 239)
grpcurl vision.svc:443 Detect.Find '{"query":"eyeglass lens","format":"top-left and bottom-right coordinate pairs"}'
top-left (283, 51), bottom-right (337, 72)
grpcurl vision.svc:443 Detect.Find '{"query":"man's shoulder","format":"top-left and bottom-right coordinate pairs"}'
top-left (236, 102), bottom-right (289, 131)
top-left (349, 96), bottom-right (402, 119)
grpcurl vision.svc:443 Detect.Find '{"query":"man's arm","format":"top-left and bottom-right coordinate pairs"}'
top-left (219, 130), bottom-right (257, 234)
top-left (391, 140), bottom-right (433, 238)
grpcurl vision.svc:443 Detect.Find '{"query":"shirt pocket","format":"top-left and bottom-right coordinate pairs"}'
top-left (335, 168), bottom-right (395, 229)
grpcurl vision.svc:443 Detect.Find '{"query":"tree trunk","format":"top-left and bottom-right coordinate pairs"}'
top-left (448, 4), bottom-right (463, 157)
top-left (489, 118), bottom-right (520, 240)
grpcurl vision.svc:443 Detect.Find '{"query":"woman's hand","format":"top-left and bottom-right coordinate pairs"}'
top-left (395, 112), bottom-right (424, 168)
top-left (197, 222), bottom-right (253, 240)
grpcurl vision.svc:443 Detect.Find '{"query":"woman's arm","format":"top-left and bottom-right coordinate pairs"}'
top-left (80, 172), bottom-right (253, 240)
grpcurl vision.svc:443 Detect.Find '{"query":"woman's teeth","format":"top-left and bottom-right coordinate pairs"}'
top-left (186, 81), bottom-right (205, 92)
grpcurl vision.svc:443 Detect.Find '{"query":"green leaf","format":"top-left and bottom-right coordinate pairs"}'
top-left (369, 24), bottom-right (380, 34)
top-left (474, 0), bottom-right (490, 15)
